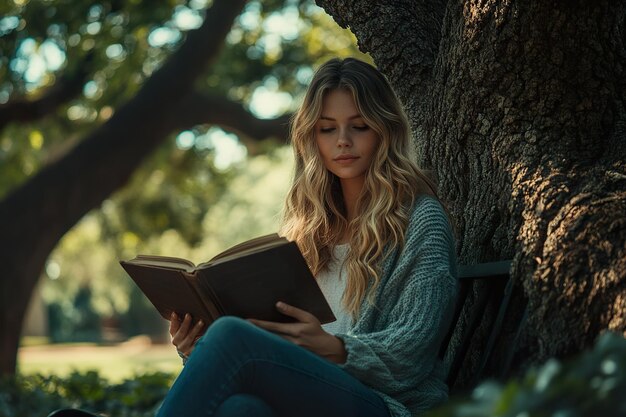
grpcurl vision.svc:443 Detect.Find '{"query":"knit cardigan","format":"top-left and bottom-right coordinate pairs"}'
top-left (335, 195), bottom-right (458, 417)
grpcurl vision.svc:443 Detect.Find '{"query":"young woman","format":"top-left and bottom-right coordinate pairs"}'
top-left (161, 57), bottom-right (459, 417)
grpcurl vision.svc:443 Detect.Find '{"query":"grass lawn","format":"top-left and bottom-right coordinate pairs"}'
top-left (17, 336), bottom-right (181, 382)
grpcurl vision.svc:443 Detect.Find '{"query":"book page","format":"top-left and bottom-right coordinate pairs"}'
top-left (127, 255), bottom-right (196, 272)
top-left (203, 234), bottom-right (285, 266)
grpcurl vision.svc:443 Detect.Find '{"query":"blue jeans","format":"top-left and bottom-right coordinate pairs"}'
top-left (156, 316), bottom-right (391, 417)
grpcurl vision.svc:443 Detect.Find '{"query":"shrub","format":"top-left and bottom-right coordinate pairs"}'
top-left (428, 332), bottom-right (626, 417)
top-left (0, 370), bottom-right (173, 417)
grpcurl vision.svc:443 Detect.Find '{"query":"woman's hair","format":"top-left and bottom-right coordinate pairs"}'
top-left (280, 57), bottom-right (437, 318)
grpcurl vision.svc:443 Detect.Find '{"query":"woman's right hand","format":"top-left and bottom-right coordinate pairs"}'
top-left (169, 312), bottom-right (205, 357)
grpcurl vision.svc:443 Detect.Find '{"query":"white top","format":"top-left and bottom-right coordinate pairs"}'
top-left (316, 244), bottom-right (352, 335)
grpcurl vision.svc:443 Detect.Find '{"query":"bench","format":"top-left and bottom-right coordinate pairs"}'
top-left (440, 259), bottom-right (527, 392)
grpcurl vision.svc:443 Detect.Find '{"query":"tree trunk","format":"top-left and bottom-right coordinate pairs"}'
top-left (0, 0), bottom-right (248, 375)
top-left (319, 0), bottom-right (626, 388)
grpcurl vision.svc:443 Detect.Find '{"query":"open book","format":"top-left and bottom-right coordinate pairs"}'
top-left (120, 234), bottom-right (336, 325)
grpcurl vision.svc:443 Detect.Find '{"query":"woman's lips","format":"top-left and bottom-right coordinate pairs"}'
top-left (334, 155), bottom-right (359, 164)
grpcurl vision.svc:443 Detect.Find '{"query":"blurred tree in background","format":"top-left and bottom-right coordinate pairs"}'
top-left (0, 0), bottom-right (368, 374)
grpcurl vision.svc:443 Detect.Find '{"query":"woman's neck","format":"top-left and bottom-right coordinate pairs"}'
top-left (340, 177), bottom-right (364, 223)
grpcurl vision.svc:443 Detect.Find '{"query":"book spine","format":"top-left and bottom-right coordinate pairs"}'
top-left (184, 271), bottom-right (222, 322)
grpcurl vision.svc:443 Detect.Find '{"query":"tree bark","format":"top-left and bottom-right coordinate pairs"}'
top-left (0, 0), bottom-right (252, 375)
top-left (319, 0), bottom-right (626, 388)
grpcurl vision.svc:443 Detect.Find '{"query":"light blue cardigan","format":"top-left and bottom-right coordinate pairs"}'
top-left (335, 195), bottom-right (458, 416)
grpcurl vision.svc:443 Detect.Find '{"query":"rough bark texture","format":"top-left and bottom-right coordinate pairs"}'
top-left (318, 0), bottom-right (626, 389)
top-left (0, 0), bottom-right (256, 375)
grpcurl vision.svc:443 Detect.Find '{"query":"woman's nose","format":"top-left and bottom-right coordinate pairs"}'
top-left (337, 128), bottom-right (352, 147)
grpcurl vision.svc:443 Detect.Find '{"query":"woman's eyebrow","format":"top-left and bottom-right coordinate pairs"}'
top-left (319, 114), bottom-right (363, 121)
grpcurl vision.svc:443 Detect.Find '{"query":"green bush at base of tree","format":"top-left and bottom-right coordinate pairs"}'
top-left (428, 332), bottom-right (626, 417)
top-left (0, 371), bottom-right (173, 417)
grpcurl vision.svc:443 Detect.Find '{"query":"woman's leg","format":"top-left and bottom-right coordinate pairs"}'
top-left (156, 316), bottom-right (390, 417)
top-left (214, 394), bottom-right (276, 417)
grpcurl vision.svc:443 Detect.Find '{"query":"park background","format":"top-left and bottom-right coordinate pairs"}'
top-left (7, 0), bottom-right (368, 380)
top-left (1, 0), bottom-right (625, 416)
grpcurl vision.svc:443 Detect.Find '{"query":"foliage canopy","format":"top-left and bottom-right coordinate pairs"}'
top-left (1, 0), bottom-right (368, 332)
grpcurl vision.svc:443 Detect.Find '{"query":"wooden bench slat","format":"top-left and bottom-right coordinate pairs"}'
top-left (441, 260), bottom-right (516, 390)
top-left (458, 260), bottom-right (512, 278)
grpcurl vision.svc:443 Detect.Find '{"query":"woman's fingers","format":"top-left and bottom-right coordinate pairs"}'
top-left (276, 301), bottom-right (317, 323)
top-left (171, 313), bottom-right (205, 356)
top-left (169, 312), bottom-right (181, 337)
top-left (188, 319), bottom-right (205, 342)
top-left (247, 303), bottom-right (318, 337)
top-left (178, 313), bottom-right (193, 335)
top-left (171, 314), bottom-right (192, 346)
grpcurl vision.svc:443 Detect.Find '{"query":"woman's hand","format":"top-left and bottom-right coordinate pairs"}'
top-left (169, 312), bottom-right (205, 357)
top-left (248, 302), bottom-right (347, 364)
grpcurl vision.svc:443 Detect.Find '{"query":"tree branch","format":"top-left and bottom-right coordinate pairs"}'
top-left (0, 0), bottom-right (248, 240)
top-left (315, 0), bottom-right (447, 101)
top-left (0, 52), bottom-right (93, 131)
top-left (0, 0), bottom-right (248, 374)
top-left (173, 92), bottom-right (291, 145)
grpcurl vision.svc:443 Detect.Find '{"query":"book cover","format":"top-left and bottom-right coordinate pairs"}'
top-left (120, 235), bottom-right (336, 325)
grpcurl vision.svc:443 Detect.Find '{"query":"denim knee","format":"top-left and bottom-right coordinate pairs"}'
top-left (199, 316), bottom-right (255, 346)
top-left (214, 393), bottom-right (277, 417)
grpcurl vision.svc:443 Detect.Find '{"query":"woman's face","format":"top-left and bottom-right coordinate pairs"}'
top-left (314, 89), bottom-right (379, 186)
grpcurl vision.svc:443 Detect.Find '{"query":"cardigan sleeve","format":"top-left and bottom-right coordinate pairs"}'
top-left (335, 197), bottom-right (458, 393)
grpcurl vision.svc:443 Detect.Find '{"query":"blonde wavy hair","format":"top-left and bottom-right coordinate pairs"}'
top-left (280, 58), bottom-right (437, 318)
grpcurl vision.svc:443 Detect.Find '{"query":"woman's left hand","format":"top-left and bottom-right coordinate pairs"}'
top-left (248, 301), bottom-right (347, 364)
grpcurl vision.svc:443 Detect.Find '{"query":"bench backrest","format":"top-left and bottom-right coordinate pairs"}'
top-left (439, 260), bottom-right (523, 391)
